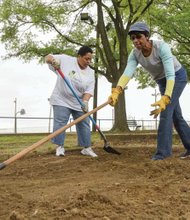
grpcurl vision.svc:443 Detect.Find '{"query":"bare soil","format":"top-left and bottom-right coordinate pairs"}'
top-left (1, 139), bottom-right (190, 220)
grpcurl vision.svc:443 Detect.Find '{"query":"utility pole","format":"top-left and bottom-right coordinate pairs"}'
top-left (14, 98), bottom-right (26, 134)
top-left (80, 12), bottom-right (99, 131)
top-left (48, 98), bottom-right (52, 133)
top-left (14, 98), bottom-right (17, 134)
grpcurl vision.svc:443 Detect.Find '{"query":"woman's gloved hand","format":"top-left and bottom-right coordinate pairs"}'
top-left (81, 100), bottom-right (89, 113)
top-left (51, 58), bottom-right (61, 69)
top-left (150, 95), bottom-right (171, 118)
top-left (108, 87), bottom-right (123, 106)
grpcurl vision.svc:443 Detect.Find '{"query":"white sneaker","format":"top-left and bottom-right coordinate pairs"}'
top-left (56, 146), bottom-right (65, 156)
top-left (81, 147), bottom-right (98, 157)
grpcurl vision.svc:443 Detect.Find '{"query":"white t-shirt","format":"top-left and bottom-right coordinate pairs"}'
top-left (49, 54), bottom-right (95, 111)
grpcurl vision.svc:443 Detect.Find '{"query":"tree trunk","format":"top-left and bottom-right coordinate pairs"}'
top-left (111, 92), bottom-right (130, 132)
top-left (92, 75), bottom-right (98, 131)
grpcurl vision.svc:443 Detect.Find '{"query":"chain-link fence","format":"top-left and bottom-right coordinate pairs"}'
top-left (1, 116), bottom-right (189, 134)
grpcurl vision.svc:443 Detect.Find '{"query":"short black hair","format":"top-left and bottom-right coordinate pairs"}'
top-left (77, 46), bottom-right (93, 56)
top-left (129, 31), bottom-right (149, 38)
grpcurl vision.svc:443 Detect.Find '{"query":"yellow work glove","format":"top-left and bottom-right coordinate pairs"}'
top-left (108, 87), bottom-right (123, 106)
top-left (117, 75), bottom-right (131, 89)
top-left (150, 95), bottom-right (171, 118)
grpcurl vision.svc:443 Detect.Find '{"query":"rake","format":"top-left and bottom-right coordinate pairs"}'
top-left (56, 68), bottom-right (120, 155)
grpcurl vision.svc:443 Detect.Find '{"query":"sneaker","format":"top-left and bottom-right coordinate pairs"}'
top-left (151, 157), bottom-right (163, 161)
top-left (81, 147), bottom-right (98, 157)
top-left (180, 150), bottom-right (190, 159)
top-left (56, 146), bottom-right (65, 156)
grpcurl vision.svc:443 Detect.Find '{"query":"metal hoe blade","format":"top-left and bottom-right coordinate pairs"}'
top-left (103, 142), bottom-right (121, 155)
top-left (0, 163), bottom-right (6, 170)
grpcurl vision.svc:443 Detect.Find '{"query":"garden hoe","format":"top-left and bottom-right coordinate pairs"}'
top-left (0, 101), bottom-right (109, 170)
top-left (56, 68), bottom-right (121, 155)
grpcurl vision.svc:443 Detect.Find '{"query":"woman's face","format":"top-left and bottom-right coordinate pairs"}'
top-left (77, 52), bottom-right (93, 69)
top-left (130, 33), bottom-right (149, 50)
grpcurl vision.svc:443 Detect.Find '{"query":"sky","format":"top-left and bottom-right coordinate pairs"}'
top-left (1, 44), bottom-right (190, 132)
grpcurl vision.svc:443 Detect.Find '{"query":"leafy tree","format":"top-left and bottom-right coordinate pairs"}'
top-left (149, 0), bottom-right (190, 78)
top-left (0, 0), bottom-right (155, 131)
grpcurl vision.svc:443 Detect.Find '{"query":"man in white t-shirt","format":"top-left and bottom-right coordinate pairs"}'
top-left (45, 46), bottom-right (97, 157)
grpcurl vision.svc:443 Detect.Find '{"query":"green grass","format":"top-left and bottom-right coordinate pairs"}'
top-left (0, 132), bottom-right (101, 161)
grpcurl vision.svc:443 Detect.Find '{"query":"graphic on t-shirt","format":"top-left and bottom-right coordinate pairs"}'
top-left (69, 70), bottom-right (76, 79)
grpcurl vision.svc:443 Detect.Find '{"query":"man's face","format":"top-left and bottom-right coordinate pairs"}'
top-left (77, 52), bottom-right (93, 69)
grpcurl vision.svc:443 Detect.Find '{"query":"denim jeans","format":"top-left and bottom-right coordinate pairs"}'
top-left (153, 67), bottom-right (190, 159)
top-left (52, 105), bottom-right (91, 147)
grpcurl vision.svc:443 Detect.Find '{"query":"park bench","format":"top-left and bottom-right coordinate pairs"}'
top-left (127, 120), bottom-right (141, 130)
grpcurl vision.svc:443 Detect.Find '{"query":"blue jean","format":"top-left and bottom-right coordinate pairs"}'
top-left (153, 67), bottom-right (190, 159)
top-left (52, 105), bottom-right (91, 147)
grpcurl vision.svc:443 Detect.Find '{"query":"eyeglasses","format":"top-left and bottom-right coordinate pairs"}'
top-left (130, 34), bottom-right (142, 41)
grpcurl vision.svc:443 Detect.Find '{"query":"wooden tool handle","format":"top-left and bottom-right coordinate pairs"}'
top-left (0, 101), bottom-right (110, 170)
